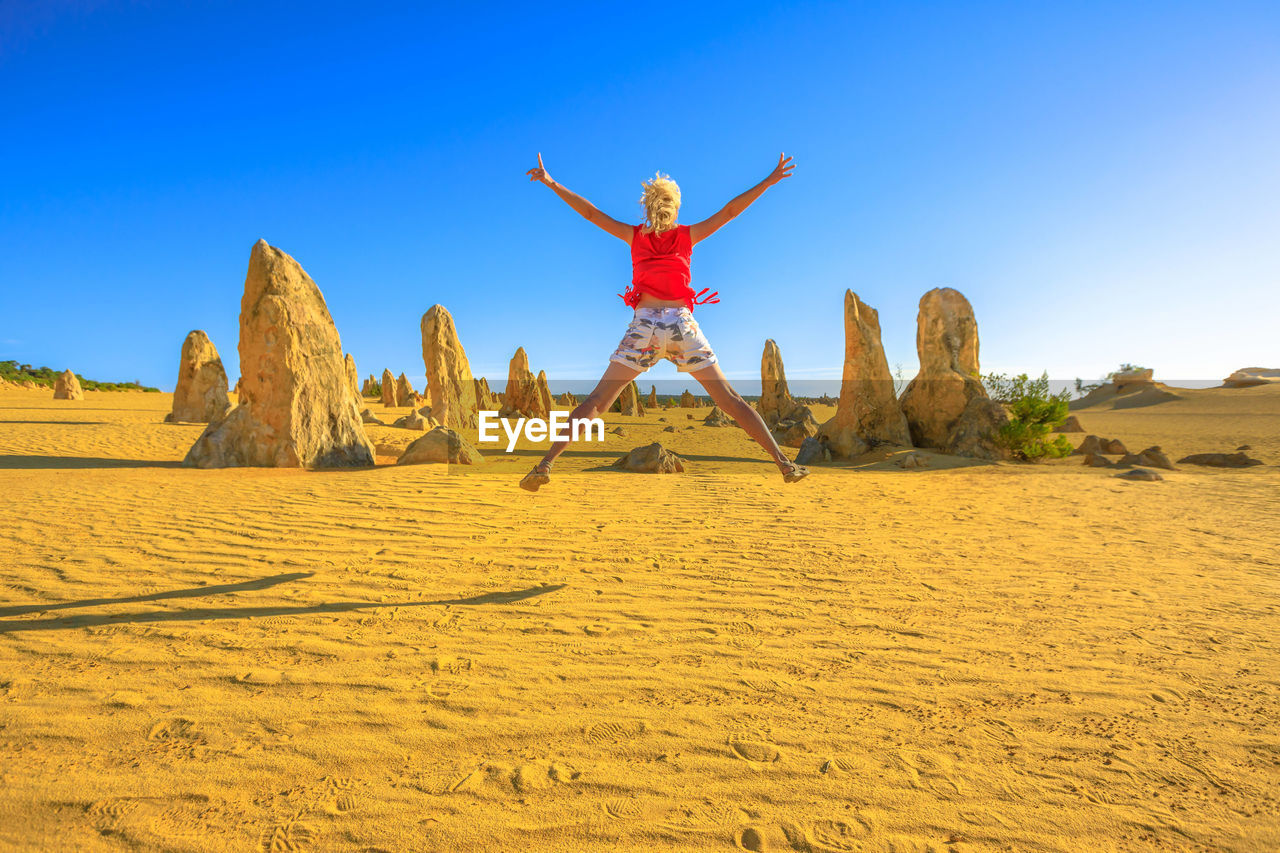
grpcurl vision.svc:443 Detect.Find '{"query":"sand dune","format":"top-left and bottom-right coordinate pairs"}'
top-left (1, 385), bottom-right (1278, 851)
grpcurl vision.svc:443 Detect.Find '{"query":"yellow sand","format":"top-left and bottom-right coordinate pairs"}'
top-left (1, 384), bottom-right (1277, 852)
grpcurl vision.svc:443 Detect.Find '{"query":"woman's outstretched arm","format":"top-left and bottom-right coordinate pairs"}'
top-left (527, 153), bottom-right (632, 243)
top-left (689, 153), bottom-right (794, 245)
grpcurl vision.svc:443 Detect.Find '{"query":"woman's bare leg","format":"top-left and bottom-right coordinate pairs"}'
top-left (536, 360), bottom-right (643, 470)
top-left (688, 361), bottom-right (792, 472)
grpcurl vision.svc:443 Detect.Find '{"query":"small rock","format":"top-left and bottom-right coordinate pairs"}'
top-left (795, 436), bottom-right (832, 466)
top-left (1101, 438), bottom-right (1128, 455)
top-left (359, 408), bottom-right (385, 426)
top-left (612, 442), bottom-right (685, 473)
top-left (897, 451), bottom-right (928, 469)
top-left (1056, 414), bottom-right (1085, 433)
top-left (1134, 446), bottom-right (1175, 470)
top-left (663, 425), bottom-right (676, 432)
top-left (1083, 453), bottom-right (1114, 468)
top-left (397, 426), bottom-right (485, 465)
top-left (1236, 444), bottom-right (1251, 451)
top-left (703, 406), bottom-right (732, 427)
top-left (609, 426), bottom-right (627, 436)
top-left (1116, 468), bottom-right (1163, 482)
top-left (1072, 435), bottom-right (1103, 456)
top-left (1177, 452), bottom-right (1263, 468)
top-left (392, 411), bottom-right (430, 431)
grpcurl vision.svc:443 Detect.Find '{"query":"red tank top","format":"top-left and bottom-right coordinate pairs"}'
top-left (622, 224), bottom-right (696, 310)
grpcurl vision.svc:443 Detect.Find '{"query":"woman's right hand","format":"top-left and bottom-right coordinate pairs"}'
top-left (526, 152), bottom-right (553, 186)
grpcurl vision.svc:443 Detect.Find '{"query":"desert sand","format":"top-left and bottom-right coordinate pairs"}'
top-left (1, 383), bottom-right (1278, 851)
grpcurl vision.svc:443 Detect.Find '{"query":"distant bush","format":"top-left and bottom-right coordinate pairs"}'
top-left (1, 360), bottom-right (159, 392)
top-left (983, 372), bottom-right (1072, 461)
top-left (368, 380), bottom-right (382, 396)
top-left (1072, 362), bottom-right (1150, 398)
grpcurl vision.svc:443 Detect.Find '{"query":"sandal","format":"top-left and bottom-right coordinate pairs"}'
top-left (780, 461), bottom-right (810, 483)
top-left (519, 461), bottom-right (552, 492)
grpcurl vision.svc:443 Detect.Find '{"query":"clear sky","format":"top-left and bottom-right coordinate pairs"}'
top-left (2, 1), bottom-right (1277, 393)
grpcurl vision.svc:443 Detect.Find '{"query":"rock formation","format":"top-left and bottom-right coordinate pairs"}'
top-left (501, 348), bottom-right (549, 419)
top-left (360, 408), bottom-right (384, 426)
top-left (1072, 435), bottom-right (1128, 456)
top-left (474, 377), bottom-right (501, 411)
top-left (1118, 446), bottom-right (1175, 470)
top-left (1223, 367), bottom-right (1280, 388)
top-left (536, 371), bottom-right (553, 418)
top-left (759, 339), bottom-right (794, 428)
top-left (703, 406), bottom-right (731, 427)
top-left (398, 426), bottom-right (485, 465)
top-left (361, 375), bottom-right (376, 397)
top-left (183, 240), bottom-right (375, 468)
top-left (344, 353), bottom-right (360, 400)
top-left (395, 373), bottom-right (416, 406)
top-left (165, 331), bottom-right (231, 423)
top-left (1071, 368), bottom-right (1181, 410)
top-left (1116, 468), bottom-right (1163, 482)
top-left (556, 392), bottom-right (578, 407)
top-left (771, 405), bottom-right (819, 448)
top-left (897, 451), bottom-right (928, 469)
top-left (612, 442), bottom-right (685, 473)
top-left (817, 291), bottom-right (911, 457)
top-left (680, 390), bottom-right (697, 408)
top-left (53, 369), bottom-right (83, 400)
top-left (420, 305), bottom-right (480, 429)
top-left (647, 385), bottom-right (658, 408)
top-left (896, 288), bottom-right (1006, 459)
top-left (611, 381), bottom-right (645, 416)
top-left (1176, 452), bottom-right (1263, 468)
top-left (381, 368), bottom-right (399, 408)
top-left (1056, 414), bottom-right (1085, 433)
top-left (795, 436), bottom-right (832, 466)
top-left (391, 410), bottom-right (433, 431)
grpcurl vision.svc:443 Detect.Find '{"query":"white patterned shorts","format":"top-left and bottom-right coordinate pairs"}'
top-left (609, 307), bottom-right (719, 373)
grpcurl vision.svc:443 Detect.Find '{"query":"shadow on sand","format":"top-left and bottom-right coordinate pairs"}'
top-left (0, 455), bottom-right (183, 469)
top-left (0, 580), bottom-right (566, 632)
top-left (0, 420), bottom-right (110, 426)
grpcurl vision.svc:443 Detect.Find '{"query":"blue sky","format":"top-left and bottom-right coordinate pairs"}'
top-left (2, 0), bottom-right (1277, 393)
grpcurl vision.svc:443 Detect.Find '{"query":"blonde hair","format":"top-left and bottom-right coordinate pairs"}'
top-left (640, 172), bottom-right (681, 234)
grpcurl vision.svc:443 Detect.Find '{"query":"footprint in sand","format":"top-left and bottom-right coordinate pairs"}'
top-left (603, 798), bottom-right (655, 820)
top-left (146, 718), bottom-right (212, 758)
top-left (781, 817), bottom-right (873, 853)
top-left (429, 656), bottom-right (473, 674)
top-left (512, 761), bottom-right (581, 793)
top-left (728, 732), bottom-right (782, 764)
top-left (259, 818), bottom-right (316, 852)
top-left (425, 677), bottom-right (470, 699)
top-left (820, 754), bottom-right (879, 777)
top-left (234, 669), bottom-right (284, 685)
top-left (585, 720), bottom-right (646, 744)
top-left (735, 825), bottom-right (767, 851)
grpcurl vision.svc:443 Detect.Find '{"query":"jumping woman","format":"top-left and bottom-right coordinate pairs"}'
top-left (520, 152), bottom-right (809, 491)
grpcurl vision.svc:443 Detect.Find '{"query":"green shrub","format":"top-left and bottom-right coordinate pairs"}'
top-left (368, 380), bottom-right (382, 397)
top-left (1, 360), bottom-right (158, 391)
top-left (983, 372), bottom-right (1073, 461)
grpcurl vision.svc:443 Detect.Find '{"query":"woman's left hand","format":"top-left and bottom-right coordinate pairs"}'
top-left (526, 152), bottom-right (553, 186)
top-left (765, 152), bottom-right (795, 186)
